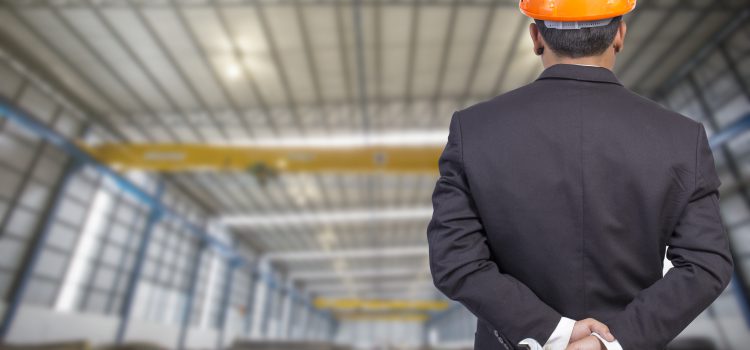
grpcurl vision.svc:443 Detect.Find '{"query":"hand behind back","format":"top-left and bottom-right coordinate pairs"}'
top-left (566, 335), bottom-right (606, 350)
top-left (567, 318), bottom-right (614, 350)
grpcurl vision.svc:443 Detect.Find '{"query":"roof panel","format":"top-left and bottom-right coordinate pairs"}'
top-left (104, 8), bottom-right (201, 113)
top-left (58, 8), bottom-right (173, 113)
top-left (143, 8), bottom-right (228, 114)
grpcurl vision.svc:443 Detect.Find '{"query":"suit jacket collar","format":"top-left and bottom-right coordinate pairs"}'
top-left (535, 63), bottom-right (624, 86)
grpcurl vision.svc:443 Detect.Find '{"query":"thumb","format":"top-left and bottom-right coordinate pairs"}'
top-left (586, 320), bottom-right (615, 342)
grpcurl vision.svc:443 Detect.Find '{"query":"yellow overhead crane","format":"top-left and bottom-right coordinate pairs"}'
top-left (314, 298), bottom-right (449, 323)
top-left (335, 313), bottom-right (430, 322)
top-left (82, 143), bottom-right (443, 173)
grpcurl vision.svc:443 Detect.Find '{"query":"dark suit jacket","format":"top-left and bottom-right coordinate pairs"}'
top-left (427, 64), bottom-right (734, 350)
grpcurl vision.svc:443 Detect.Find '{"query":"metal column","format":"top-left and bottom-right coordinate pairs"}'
top-left (250, 260), bottom-right (270, 339)
top-left (115, 181), bottom-right (165, 344)
top-left (217, 259), bottom-right (239, 350)
top-left (296, 299), bottom-right (310, 340)
top-left (279, 280), bottom-right (293, 338)
top-left (0, 159), bottom-right (80, 339)
top-left (177, 242), bottom-right (206, 350)
top-left (327, 314), bottom-right (339, 343)
top-left (286, 293), bottom-right (305, 339)
top-left (261, 278), bottom-right (277, 339)
top-left (244, 270), bottom-right (258, 336)
top-left (285, 296), bottom-right (298, 339)
top-left (303, 304), bottom-right (316, 340)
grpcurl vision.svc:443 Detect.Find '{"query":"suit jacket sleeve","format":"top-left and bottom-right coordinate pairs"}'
top-left (427, 112), bottom-right (562, 345)
top-left (607, 122), bottom-right (734, 349)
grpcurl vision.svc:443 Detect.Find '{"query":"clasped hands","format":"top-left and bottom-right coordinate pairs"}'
top-left (566, 318), bottom-right (616, 350)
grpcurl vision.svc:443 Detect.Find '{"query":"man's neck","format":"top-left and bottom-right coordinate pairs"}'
top-left (541, 54), bottom-right (615, 70)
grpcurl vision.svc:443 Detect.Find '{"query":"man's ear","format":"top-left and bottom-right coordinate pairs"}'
top-left (613, 20), bottom-right (627, 53)
top-left (529, 22), bottom-right (544, 56)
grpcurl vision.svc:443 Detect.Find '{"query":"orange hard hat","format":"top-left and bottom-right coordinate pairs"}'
top-left (519, 0), bottom-right (636, 22)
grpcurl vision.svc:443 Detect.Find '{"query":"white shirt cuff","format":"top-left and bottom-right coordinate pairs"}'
top-left (518, 317), bottom-right (575, 350)
top-left (592, 332), bottom-right (624, 350)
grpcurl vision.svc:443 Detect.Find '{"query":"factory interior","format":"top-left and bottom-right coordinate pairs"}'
top-left (0, 0), bottom-right (749, 349)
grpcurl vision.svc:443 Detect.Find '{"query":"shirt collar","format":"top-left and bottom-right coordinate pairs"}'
top-left (535, 63), bottom-right (624, 86)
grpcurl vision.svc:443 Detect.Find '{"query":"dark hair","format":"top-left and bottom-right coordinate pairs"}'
top-left (534, 16), bottom-right (622, 58)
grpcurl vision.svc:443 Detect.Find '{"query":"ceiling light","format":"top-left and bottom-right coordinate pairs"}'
top-left (225, 63), bottom-right (241, 80)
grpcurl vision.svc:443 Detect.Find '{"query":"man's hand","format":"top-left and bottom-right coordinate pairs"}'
top-left (566, 335), bottom-right (605, 350)
top-left (570, 318), bottom-right (615, 343)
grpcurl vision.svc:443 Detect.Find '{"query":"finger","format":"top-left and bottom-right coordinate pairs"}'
top-left (581, 336), bottom-right (602, 350)
top-left (565, 337), bottom-right (584, 350)
top-left (583, 318), bottom-right (615, 342)
top-left (565, 337), bottom-right (596, 350)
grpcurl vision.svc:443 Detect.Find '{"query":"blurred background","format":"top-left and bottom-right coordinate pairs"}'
top-left (0, 0), bottom-right (748, 349)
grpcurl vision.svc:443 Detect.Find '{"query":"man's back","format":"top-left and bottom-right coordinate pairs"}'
top-left (427, 64), bottom-right (734, 349)
top-left (464, 63), bottom-right (695, 318)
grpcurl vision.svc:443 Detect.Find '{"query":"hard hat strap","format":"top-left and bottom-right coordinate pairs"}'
top-left (543, 18), bottom-right (613, 30)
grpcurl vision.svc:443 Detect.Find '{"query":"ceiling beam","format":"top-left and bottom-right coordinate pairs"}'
top-left (221, 207), bottom-right (433, 227)
top-left (352, 0), bottom-right (370, 132)
top-left (210, 1), bottom-right (276, 135)
top-left (252, 0), bottom-right (305, 133)
top-left (266, 245), bottom-right (427, 262)
top-left (290, 267), bottom-right (429, 281)
top-left (86, 95), bottom-right (469, 127)
top-left (403, 0), bottom-right (420, 108)
top-left (458, 0), bottom-right (499, 107)
top-left (335, 312), bottom-right (429, 322)
top-left (305, 279), bottom-right (434, 293)
top-left (632, 1), bottom-right (726, 94)
top-left (651, 8), bottom-right (750, 100)
top-left (429, 0), bottom-right (460, 122)
top-left (314, 289), bottom-right (440, 300)
top-left (85, 0), bottom-right (204, 142)
top-left (488, 15), bottom-right (527, 97)
top-left (313, 298), bottom-right (449, 311)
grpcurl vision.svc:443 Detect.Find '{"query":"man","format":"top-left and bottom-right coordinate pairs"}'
top-left (426, 0), bottom-right (735, 349)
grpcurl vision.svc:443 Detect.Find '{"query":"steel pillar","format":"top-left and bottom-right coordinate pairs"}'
top-left (249, 260), bottom-right (271, 339)
top-left (177, 242), bottom-right (206, 350)
top-left (115, 181), bottom-right (165, 344)
top-left (216, 259), bottom-right (239, 350)
top-left (243, 270), bottom-right (258, 336)
top-left (0, 159), bottom-right (80, 339)
top-left (278, 280), bottom-right (293, 338)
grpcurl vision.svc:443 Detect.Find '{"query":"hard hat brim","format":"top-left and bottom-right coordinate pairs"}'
top-left (518, 0), bottom-right (636, 22)
top-left (520, 8), bottom-right (634, 22)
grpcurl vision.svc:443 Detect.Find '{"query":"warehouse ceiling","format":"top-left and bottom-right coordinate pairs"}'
top-left (0, 0), bottom-right (746, 300)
